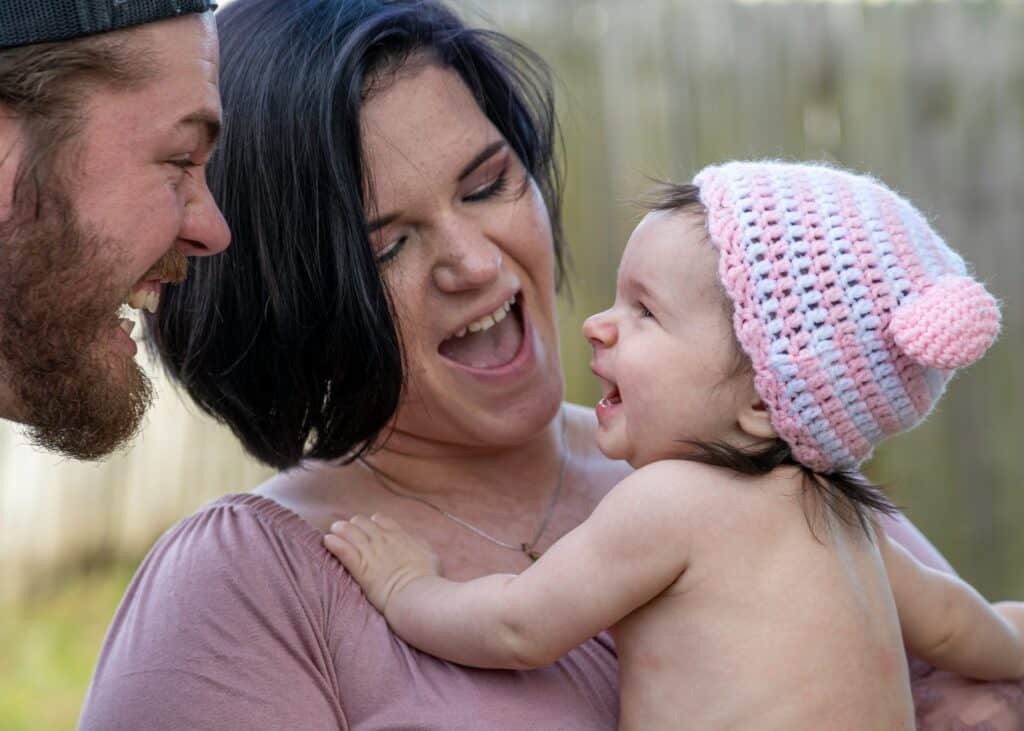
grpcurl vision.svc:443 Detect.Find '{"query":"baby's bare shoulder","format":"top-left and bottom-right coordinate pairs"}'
top-left (607, 459), bottom-right (745, 515)
top-left (608, 460), bottom-right (801, 533)
top-left (632, 458), bottom-right (760, 492)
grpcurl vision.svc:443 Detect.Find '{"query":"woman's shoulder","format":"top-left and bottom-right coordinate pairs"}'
top-left (170, 491), bottom-right (329, 561)
top-left (79, 493), bottom-right (364, 730)
top-left (141, 491), bottom-right (357, 616)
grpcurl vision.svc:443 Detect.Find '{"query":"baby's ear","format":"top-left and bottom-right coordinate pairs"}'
top-left (737, 399), bottom-right (777, 440)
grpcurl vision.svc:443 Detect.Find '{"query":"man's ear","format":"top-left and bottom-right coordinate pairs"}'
top-left (737, 398), bottom-right (778, 440)
top-left (0, 108), bottom-right (25, 222)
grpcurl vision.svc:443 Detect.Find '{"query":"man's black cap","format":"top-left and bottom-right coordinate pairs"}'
top-left (1, 0), bottom-right (218, 50)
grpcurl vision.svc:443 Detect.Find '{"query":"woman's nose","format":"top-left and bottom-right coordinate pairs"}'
top-left (432, 221), bottom-right (502, 293)
top-left (176, 173), bottom-right (231, 256)
top-left (582, 309), bottom-right (616, 347)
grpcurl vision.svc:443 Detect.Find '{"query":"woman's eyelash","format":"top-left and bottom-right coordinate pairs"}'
top-left (376, 235), bottom-right (407, 265)
top-left (464, 168), bottom-right (509, 203)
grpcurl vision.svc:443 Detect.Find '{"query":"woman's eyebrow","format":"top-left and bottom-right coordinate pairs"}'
top-left (457, 140), bottom-right (507, 181)
top-left (366, 141), bottom-right (509, 231)
top-left (367, 212), bottom-right (399, 233)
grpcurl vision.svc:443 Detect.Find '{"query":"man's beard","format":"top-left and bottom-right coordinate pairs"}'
top-left (0, 183), bottom-right (169, 460)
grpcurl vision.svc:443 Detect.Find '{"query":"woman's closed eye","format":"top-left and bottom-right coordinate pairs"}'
top-left (463, 166), bottom-right (509, 203)
top-left (376, 234), bottom-right (408, 265)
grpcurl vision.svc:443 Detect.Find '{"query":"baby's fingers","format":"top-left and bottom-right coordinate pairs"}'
top-left (370, 513), bottom-right (401, 531)
top-left (324, 519), bottom-right (372, 575)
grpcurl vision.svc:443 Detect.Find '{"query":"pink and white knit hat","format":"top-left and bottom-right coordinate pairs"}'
top-left (694, 161), bottom-right (1001, 473)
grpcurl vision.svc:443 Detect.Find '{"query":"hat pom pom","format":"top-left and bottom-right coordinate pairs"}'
top-left (890, 276), bottom-right (1001, 370)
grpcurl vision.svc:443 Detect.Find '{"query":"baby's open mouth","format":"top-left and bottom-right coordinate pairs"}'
top-left (439, 294), bottom-right (524, 369)
top-left (599, 386), bottom-right (621, 406)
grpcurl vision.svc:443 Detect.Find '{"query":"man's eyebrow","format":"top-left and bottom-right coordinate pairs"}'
top-left (457, 140), bottom-right (506, 181)
top-left (176, 110), bottom-right (222, 148)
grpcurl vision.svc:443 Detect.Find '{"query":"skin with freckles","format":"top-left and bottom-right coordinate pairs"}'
top-left (326, 209), bottom-right (1024, 730)
top-left (0, 13), bottom-right (230, 459)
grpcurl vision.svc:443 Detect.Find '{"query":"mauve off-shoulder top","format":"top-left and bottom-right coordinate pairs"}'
top-left (78, 494), bottom-right (1024, 730)
top-left (78, 494), bottom-right (619, 730)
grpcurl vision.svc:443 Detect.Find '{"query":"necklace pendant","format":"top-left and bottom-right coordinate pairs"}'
top-left (523, 544), bottom-right (541, 562)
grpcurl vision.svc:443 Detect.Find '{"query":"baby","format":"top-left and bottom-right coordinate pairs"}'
top-left (325, 161), bottom-right (1023, 729)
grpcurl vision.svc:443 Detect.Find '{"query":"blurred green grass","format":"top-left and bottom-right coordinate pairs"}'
top-left (0, 564), bottom-right (136, 731)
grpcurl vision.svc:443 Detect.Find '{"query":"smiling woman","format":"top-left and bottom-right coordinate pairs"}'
top-left (359, 60), bottom-right (563, 447)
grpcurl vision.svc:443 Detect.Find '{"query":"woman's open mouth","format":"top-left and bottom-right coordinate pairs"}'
top-left (438, 294), bottom-right (526, 371)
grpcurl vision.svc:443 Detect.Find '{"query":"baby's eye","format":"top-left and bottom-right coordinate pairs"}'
top-left (639, 304), bottom-right (654, 319)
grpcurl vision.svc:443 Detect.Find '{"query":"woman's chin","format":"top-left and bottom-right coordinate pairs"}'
top-left (392, 383), bottom-right (563, 449)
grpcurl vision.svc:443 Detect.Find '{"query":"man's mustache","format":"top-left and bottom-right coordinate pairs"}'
top-left (143, 248), bottom-right (189, 284)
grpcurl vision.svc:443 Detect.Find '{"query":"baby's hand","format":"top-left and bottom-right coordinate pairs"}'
top-left (324, 514), bottom-right (441, 614)
top-left (995, 602), bottom-right (1024, 677)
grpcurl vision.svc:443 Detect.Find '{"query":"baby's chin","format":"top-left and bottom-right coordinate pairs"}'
top-left (593, 431), bottom-right (644, 468)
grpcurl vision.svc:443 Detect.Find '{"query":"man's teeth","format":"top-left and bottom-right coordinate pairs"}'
top-left (453, 298), bottom-right (515, 339)
top-left (118, 318), bottom-right (136, 336)
top-left (125, 289), bottom-right (160, 314)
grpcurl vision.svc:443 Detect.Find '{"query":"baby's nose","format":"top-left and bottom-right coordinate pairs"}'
top-left (582, 310), bottom-right (616, 347)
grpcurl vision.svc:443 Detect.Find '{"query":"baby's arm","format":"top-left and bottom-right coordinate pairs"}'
top-left (879, 528), bottom-right (1024, 680)
top-left (324, 461), bottom-right (698, 669)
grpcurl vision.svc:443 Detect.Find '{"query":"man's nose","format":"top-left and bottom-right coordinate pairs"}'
top-left (176, 175), bottom-right (231, 256)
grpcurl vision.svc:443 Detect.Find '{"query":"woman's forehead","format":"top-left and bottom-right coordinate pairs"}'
top-left (360, 62), bottom-right (497, 197)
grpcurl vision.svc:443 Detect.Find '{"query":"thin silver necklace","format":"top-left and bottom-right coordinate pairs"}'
top-left (358, 410), bottom-right (568, 562)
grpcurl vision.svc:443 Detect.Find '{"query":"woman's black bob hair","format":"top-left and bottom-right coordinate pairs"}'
top-left (149, 0), bottom-right (565, 469)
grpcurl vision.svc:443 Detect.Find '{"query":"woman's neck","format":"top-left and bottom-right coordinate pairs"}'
top-left (361, 409), bottom-right (567, 505)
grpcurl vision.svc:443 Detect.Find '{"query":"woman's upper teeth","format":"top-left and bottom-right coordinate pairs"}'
top-left (453, 297), bottom-right (514, 339)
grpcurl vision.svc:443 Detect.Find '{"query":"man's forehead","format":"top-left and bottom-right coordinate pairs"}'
top-left (0, 0), bottom-right (217, 50)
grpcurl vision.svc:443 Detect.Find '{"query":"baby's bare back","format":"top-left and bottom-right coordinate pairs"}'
top-left (611, 467), bottom-right (915, 730)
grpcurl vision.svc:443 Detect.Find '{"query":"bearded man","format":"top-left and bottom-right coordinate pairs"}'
top-left (0, 0), bottom-right (230, 460)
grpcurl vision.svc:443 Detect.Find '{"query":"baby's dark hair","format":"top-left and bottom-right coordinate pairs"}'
top-left (641, 182), bottom-right (899, 538)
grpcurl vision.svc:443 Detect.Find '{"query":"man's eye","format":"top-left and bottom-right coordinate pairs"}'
top-left (168, 158), bottom-right (198, 170)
